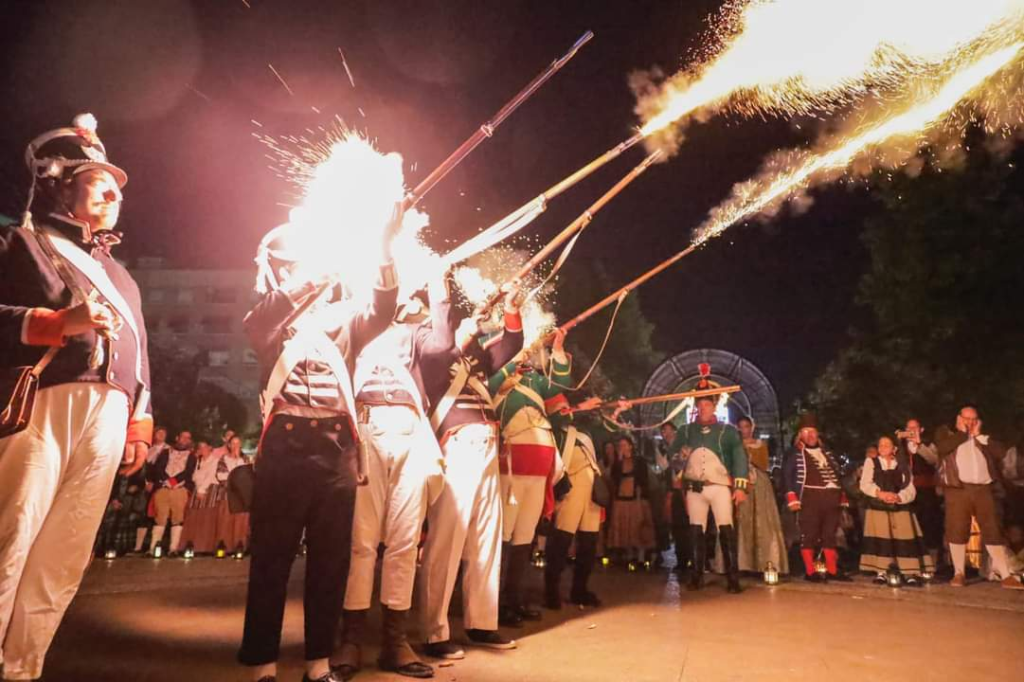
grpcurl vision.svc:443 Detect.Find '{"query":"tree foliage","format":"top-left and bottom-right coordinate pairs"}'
top-left (807, 145), bottom-right (1024, 455)
top-left (148, 346), bottom-right (248, 441)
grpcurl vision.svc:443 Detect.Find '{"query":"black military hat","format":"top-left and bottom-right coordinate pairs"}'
top-left (25, 113), bottom-right (127, 188)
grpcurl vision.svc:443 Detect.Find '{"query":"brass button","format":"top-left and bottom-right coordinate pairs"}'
top-left (285, 422), bottom-right (294, 431)
top-left (310, 419), bottom-right (319, 428)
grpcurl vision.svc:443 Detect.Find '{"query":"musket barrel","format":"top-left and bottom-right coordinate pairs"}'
top-left (560, 242), bottom-right (699, 333)
top-left (479, 149), bottom-right (662, 313)
top-left (403, 30), bottom-right (594, 211)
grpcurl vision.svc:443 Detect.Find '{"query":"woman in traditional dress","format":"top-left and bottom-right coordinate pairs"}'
top-left (213, 435), bottom-right (251, 553)
top-left (728, 417), bottom-right (789, 576)
top-left (607, 435), bottom-right (655, 570)
top-left (179, 441), bottom-right (221, 554)
top-left (859, 435), bottom-right (934, 585)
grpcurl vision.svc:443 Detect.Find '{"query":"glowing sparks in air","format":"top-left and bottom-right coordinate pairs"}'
top-left (636, 0), bottom-right (1024, 141)
top-left (694, 42), bottom-right (1024, 245)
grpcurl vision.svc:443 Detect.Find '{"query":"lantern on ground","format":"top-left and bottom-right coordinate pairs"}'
top-left (763, 561), bottom-right (780, 586)
top-left (600, 556), bottom-right (610, 568)
top-left (814, 554), bottom-right (828, 577)
top-left (104, 548), bottom-right (117, 561)
top-left (183, 543), bottom-right (195, 560)
top-left (531, 549), bottom-right (546, 569)
top-left (153, 544), bottom-right (163, 559)
top-left (233, 543), bottom-right (246, 560)
top-left (215, 541), bottom-right (227, 559)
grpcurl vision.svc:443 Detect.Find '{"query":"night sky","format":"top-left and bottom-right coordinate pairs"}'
top-left (0, 0), bottom-right (872, 407)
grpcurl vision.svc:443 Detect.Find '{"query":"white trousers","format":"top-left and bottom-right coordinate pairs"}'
top-left (500, 474), bottom-right (547, 545)
top-left (555, 467), bottom-right (602, 534)
top-left (0, 384), bottom-right (128, 680)
top-left (686, 484), bottom-right (734, 529)
top-left (418, 423), bottom-right (502, 643)
top-left (345, 405), bottom-right (442, 611)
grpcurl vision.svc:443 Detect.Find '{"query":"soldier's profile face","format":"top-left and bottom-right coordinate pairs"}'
top-left (68, 169), bottom-right (122, 232)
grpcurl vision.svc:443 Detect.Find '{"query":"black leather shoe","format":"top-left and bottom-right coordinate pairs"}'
top-left (830, 572), bottom-right (853, 582)
top-left (302, 672), bottom-right (344, 682)
top-left (329, 663), bottom-right (359, 681)
top-left (465, 629), bottom-right (517, 650)
top-left (804, 573), bottom-right (824, 583)
top-left (423, 640), bottom-right (465, 660)
top-left (498, 605), bottom-right (524, 628)
top-left (569, 591), bottom-right (602, 607)
top-left (513, 604), bottom-right (542, 621)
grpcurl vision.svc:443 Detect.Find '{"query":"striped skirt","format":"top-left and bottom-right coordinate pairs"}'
top-left (860, 507), bottom-right (934, 576)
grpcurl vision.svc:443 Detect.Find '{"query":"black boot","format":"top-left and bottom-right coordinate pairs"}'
top-left (508, 544), bottom-right (541, 620)
top-left (569, 531), bottom-right (601, 606)
top-left (686, 525), bottom-right (705, 591)
top-left (719, 524), bottom-right (742, 594)
top-left (544, 529), bottom-right (573, 609)
top-left (499, 543), bottom-right (525, 627)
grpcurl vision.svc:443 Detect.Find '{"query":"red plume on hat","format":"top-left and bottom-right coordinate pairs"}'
top-left (695, 363), bottom-right (716, 402)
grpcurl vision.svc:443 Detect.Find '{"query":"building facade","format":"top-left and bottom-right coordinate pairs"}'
top-left (132, 257), bottom-right (260, 429)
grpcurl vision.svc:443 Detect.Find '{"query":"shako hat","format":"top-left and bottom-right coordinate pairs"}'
top-left (25, 113), bottom-right (127, 188)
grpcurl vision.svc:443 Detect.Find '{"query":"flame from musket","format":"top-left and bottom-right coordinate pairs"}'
top-left (637, 0), bottom-right (1024, 141)
top-left (693, 42), bottom-right (1024, 246)
top-left (257, 125), bottom-right (556, 342)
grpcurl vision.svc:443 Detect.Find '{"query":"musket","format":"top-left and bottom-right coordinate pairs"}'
top-left (570, 385), bottom-right (742, 413)
top-left (442, 130), bottom-right (647, 266)
top-left (560, 241), bottom-right (701, 333)
top-left (476, 148), bottom-right (662, 314)
top-left (509, 237), bottom-right (701, 363)
top-left (402, 30), bottom-right (594, 211)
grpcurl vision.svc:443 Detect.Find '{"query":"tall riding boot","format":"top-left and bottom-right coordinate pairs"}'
top-left (379, 606), bottom-right (433, 679)
top-left (510, 544), bottom-right (541, 619)
top-left (687, 525), bottom-right (705, 592)
top-left (330, 608), bottom-right (367, 679)
top-left (570, 531), bottom-right (601, 607)
top-left (499, 543), bottom-right (527, 626)
top-left (719, 524), bottom-right (742, 593)
top-left (544, 529), bottom-right (573, 609)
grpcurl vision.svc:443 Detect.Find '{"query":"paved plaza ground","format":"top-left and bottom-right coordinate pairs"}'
top-left (38, 556), bottom-right (1024, 682)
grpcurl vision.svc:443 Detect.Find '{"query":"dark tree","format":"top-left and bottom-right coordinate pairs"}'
top-left (807, 145), bottom-right (1024, 455)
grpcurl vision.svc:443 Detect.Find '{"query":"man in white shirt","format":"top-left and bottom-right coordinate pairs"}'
top-left (935, 405), bottom-right (1024, 589)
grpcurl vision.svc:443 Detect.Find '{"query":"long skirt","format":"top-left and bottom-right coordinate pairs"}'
top-left (180, 487), bottom-right (221, 553)
top-left (860, 507), bottom-right (934, 575)
top-left (607, 497), bottom-right (655, 550)
top-left (715, 467), bottom-right (789, 573)
top-left (215, 496), bottom-right (251, 551)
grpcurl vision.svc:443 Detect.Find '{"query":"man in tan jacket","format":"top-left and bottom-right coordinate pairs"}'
top-left (935, 404), bottom-right (1024, 589)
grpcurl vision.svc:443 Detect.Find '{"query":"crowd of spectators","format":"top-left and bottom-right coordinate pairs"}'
top-left (94, 427), bottom-right (253, 559)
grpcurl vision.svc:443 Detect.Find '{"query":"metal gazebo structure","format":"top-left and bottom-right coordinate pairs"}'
top-left (638, 348), bottom-right (783, 467)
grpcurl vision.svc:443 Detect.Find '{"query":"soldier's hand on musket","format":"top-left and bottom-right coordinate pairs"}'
top-left (576, 396), bottom-right (603, 412)
top-left (63, 299), bottom-right (117, 336)
top-left (501, 279), bottom-right (524, 313)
